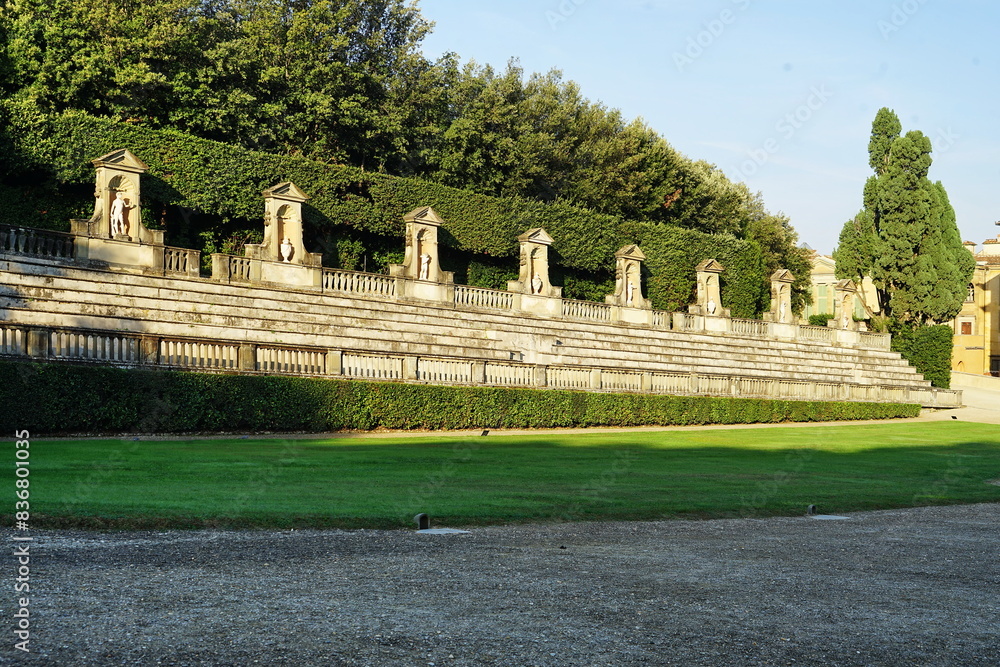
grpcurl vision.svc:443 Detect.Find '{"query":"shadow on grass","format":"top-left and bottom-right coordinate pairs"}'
top-left (11, 428), bottom-right (1000, 530)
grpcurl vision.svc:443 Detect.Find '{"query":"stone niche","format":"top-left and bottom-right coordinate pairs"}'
top-left (689, 259), bottom-right (730, 318)
top-left (389, 206), bottom-right (455, 301)
top-left (507, 228), bottom-right (561, 317)
top-left (764, 269), bottom-right (796, 324)
top-left (69, 149), bottom-right (167, 270)
top-left (829, 279), bottom-right (859, 331)
top-left (242, 182), bottom-right (323, 286)
top-left (508, 228), bottom-right (559, 297)
top-left (606, 245), bottom-right (651, 310)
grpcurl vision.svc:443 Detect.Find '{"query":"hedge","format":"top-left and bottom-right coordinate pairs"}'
top-left (0, 361), bottom-right (920, 436)
top-left (1, 106), bottom-right (768, 316)
top-left (890, 324), bottom-right (953, 389)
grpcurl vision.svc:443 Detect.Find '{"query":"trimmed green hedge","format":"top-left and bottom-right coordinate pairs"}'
top-left (0, 361), bottom-right (920, 436)
top-left (1, 107), bottom-right (768, 316)
top-left (890, 323), bottom-right (953, 389)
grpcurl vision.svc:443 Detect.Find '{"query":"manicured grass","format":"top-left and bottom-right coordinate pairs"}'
top-left (11, 422), bottom-right (1000, 529)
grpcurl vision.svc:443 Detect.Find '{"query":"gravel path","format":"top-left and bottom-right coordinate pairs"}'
top-left (3, 503), bottom-right (999, 666)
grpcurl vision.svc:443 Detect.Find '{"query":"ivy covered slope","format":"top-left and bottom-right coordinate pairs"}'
top-left (2, 107), bottom-right (776, 316)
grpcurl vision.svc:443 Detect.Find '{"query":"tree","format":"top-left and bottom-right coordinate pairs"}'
top-left (834, 108), bottom-right (973, 325)
top-left (2, 0), bottom-right (432, 166)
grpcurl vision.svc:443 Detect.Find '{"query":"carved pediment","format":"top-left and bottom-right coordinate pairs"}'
top-left (835, 278), bottom-right (857, 292)
top-left (92, 149), bottom-right (148, 173)
top-left (262, 182), bottom-right (309, 202)
top-left (615, 244), bottom-right (646, 261)
top-left (696, 258), bottom-right (724, 273)
top-left (770, 269), bottom-right (795, 283)
top-left (403, 206), bottom-right (444, 226)
top-left (518, 228), bottom-right (554, 245)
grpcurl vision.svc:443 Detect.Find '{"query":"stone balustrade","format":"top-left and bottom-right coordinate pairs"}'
top-left (0, 323), bottom-right (960, 408)
top-left (323, 269), bottom-right (397, 298)
top-left (454, 285), bottom-right (515, 310)
top-left (0, 225), bottom-right (76, 260)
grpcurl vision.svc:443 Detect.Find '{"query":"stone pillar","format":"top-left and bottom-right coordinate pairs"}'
top-left (829, 279), bottom-right (859, 331)
top-left (642, 372), bottom-right (653, 392)
top-left (327, 350), bottom-right (343, 376)
top-left (590, 368), bottom-right (602, 389)
top-left (404, 356), bottom-right (419, 380)
top-left (211, 253), bottom-right (232, 282)
top-left (238, 343), bottom-right (257, 371)
top-left (140, 336), bottom-right (160, 365)
top-left (471, 361), bottom-right (487, 384)
top-left (26, 328), bottom-right (49, 359)
top-left (689, 259), bottom-right (730, 318)
top-left (534, 365), bottom-right (548, 388)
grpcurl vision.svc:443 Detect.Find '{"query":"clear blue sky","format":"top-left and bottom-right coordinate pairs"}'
top-left (417, 0), bottom-right (999, 254)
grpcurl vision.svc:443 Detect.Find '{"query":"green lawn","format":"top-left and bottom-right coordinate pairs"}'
top-left (13, 422), bottom-right (1000, 529)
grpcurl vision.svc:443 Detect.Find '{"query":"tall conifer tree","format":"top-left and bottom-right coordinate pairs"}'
top-left (834, 108), bottom-right (973, 324)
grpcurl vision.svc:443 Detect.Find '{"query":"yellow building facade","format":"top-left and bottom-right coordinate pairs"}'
top-left (951, 234), bottom-right (1000, 376)
top-left (802, 254), bottom-right (876, 323)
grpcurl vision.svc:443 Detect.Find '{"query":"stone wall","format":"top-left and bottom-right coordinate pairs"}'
top-left (0, 239), bottom-right (958, 408)
top-left (0, 148), bottom-right (961, 409)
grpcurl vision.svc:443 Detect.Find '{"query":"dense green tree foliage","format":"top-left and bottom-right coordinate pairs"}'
top-left (3, 0), bottom-right (431, 167)
top-left (834, 108), bottom-right (974, 325)
top-left (1, 0), bottom-right (811, 312)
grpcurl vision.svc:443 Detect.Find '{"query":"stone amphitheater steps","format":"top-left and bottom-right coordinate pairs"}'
top-left (0, 256), bottom-right (931, 391)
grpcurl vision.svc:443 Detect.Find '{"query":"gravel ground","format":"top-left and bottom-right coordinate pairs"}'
top-left (3, 503), bottom-right (999, 666)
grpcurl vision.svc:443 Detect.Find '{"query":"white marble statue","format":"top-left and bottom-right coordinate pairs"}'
top-left (109, 191), bottom-right (131, 237)
top-left (779, 300), bottom-right (786, 322)
top-left (280, 238), bottom-right (294, 263)
top-left (707, 298), bottom-right (717, 315)
top-left (626, 280), bottom-right (635, 306)
top-left (531, 273), bottom-right (543, 294)
top-left (419, 253), bottom-right (431, 280)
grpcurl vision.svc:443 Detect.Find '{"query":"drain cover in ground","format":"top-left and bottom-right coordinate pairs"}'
top-left (417, 528), bottom-right (470, 534)
top-left (809, 515), bottom-right (850, 520)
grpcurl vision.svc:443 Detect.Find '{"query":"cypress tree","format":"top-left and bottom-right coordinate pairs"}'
top-left (835, 108), bottom-right (973, 325)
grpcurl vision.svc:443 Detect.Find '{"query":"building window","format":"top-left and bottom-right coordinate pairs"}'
top-left (966, 283), bottom-right (975, 302)
top-left (960, 321), bottom-right (973, 335)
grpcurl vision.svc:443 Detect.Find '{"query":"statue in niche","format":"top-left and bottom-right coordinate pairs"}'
top-left (779, 300), bottom-right (786, 322)
top-left (280, 238), bottom-right (294, 263)
top-left (626, 280), bottom-right (635, 306)
top-left (262, 210), bottom-right (273, 251)
top-left (419, 253), bottom-right (431, 280)
top-left (531, 273), bottom-right (543, 294)
top-left (109, 191), bottom-right (132, 237)
top-left (707, 298), bottom-right (717, 315)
